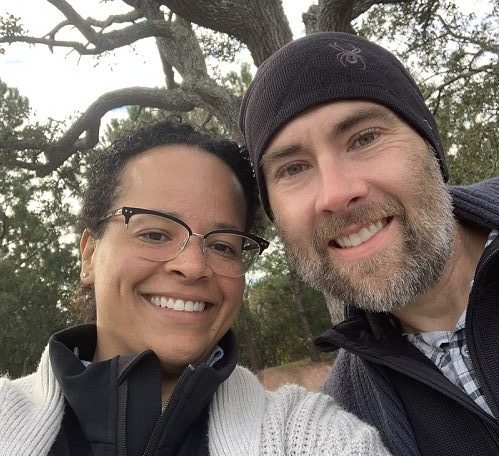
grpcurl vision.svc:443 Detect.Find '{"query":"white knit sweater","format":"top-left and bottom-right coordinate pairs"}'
top-left (0, 346), bottom-right (390, 455)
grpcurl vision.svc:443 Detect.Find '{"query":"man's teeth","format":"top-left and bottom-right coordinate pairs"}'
top-left (148, 296), bottom-right (206, 312)
top-left (335, 219), bottom-right (387, 248)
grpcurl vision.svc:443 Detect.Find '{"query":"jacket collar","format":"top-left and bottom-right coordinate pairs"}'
top-left (49, 323), bottom-right (237, 454)
top-left (450, 177), bottom-right (499, 230)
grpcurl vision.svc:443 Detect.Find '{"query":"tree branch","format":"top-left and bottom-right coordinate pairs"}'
top-left (85, 9), bottom-right (143, 29)
top-left (305, 0), bottom-right (415, 35)
top-left (1, 87), bottom-right (200, 176)
top-left (319, 0), bottom-right (356, 33)
top-left (435, 13), bottom-right (499, 55)
top-left (2, 0), bottom-right (246, 173)
top-left (351, 0), bottom-right (414, 20)
top-left (160, 0), bottom-right (292, 65)
top-left (3, 0), bottom-right (444, 176)
top-left (430, 63), bottom-right (495, 95)
top-left (303, 5), bottom-right (320, 35)
top-left (159, 54), bottom-right (178, 89)
top-left (2, 21), bottom-right (176, 53)
top-left (2, 17), bottom-right (180, 55)
top-left (47, 0), bottom-right (102, 44)
top-left (136, 4), bottom-right (242, 134)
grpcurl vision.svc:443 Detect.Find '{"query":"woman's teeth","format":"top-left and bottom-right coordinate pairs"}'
top-left (148, 296), bottom-right (206, 312)
top-left (335, 219), bottom-right (387, 248)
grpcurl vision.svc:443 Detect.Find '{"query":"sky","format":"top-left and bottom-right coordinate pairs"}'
top-left (0, 1), bottom-right (490, 126)
top-left (0, 0), bottom-right (312, 124)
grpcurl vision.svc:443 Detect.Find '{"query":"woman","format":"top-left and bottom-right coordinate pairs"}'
top-left (0, 119), bottom-right (390, 455)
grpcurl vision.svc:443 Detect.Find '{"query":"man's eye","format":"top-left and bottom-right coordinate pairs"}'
top-left (277, 162), bottom-right (309, 178)
top-left (352, 130), bottom-right (380, 148)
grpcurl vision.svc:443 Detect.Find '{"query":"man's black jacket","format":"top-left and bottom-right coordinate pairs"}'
top-left (316, 177), bottom-right (499, 456)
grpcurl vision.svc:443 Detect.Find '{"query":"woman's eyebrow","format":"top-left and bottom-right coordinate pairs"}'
top-left (212, 222), bottom-right (242, 231)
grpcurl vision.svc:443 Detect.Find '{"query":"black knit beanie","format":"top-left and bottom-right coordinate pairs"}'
top-left (240, 32), bottom-right (448, 218)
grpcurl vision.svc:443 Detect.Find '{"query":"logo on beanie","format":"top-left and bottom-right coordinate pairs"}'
top-left (329, 42), bottom-right (366, 69)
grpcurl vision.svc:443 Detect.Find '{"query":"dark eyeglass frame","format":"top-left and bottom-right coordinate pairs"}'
top-left (97, 206), bottom-right (269, 257)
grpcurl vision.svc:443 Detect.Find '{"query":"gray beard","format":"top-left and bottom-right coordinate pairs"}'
top-left (276, 156), bottom-right (455, 314)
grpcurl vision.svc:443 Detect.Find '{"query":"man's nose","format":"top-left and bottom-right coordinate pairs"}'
top-left (314, 157), bottom-right (369, 214)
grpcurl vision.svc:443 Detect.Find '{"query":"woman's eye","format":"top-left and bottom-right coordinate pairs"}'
top-left (138, 231), bottom-right (170, 244)
top-left (209, 242), bottom-right (237, 257)
top-left (351, 130), bottom-right (380, 148)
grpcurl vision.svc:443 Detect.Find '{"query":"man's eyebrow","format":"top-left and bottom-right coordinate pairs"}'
top-left (261, 144), bottom-right (302, 169)
top-left (261, 106), bottom-right (399, 168)
top-left (331, 106), bottom-right (399, 137)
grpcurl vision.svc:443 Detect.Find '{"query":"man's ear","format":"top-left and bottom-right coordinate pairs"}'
top-left (80, 229), bottom-right (96, 284)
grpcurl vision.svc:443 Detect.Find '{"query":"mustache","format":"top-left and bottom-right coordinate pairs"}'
top-left (312, 199), bottom-right (406, 250)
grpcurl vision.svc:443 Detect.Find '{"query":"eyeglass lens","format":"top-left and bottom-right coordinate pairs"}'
top-left (124, 213), bottom-right (260, 276)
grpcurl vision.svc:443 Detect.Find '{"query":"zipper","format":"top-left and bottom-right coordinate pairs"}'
top-left (352, 346), bottom-right (497, 418)
top-left (332, 339), bottom-right (499, 449)
top-left (363, 244), bottom-right (499, 441)
top-left (472, 244), bottom-right (498, 290)
top-left (141, 365), bottom-right (195, 456)
top-left (119, 379), bottom-right (129, 456)
top-left (466, 242), bottom-right (499, 421)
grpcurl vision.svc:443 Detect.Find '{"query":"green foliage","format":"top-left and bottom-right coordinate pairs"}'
top-left (0, 14), bottom-right (24, 55)
top-left (358, 0), bottom-right (498, 184)
top-left (195, 26), bottom-right (244, 63)
top-left (0, 79), bottom-right (82, 377)
top-left (1, 2), bottom-right (497, 377)
top-left (0, 81), bottom-right (29, 129)
top-left (0, 14), bottom-right (24, 37)
top-left (222, 62), bottom-right (253, 98)
top-left (436, 68), bottom-right (499, 184)
top-left (234, 233), bottom-right (332, 369)
top-left (104, 106), bottom-right (160, 144)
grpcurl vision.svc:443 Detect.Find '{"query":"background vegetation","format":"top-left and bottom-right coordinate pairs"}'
top-left (1, 0), bottom-right (497, 377)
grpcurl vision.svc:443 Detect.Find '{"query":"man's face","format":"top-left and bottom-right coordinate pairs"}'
top-left (263, 101), bottom-right (454, 313)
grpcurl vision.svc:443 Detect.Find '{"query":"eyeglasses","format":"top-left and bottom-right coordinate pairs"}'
top-left (97, 207), bottom-right (269, 277)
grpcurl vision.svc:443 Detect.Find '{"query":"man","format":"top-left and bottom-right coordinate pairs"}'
top-left (240, 32), bottom-right (499, 455)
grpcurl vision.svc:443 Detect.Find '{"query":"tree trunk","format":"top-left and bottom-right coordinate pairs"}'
top-left (324, 292), bottom-right (345, 325)
top-left (289, 270), bottom-right (321, 362)
top-left (238, 300), bottom-right (262, 372)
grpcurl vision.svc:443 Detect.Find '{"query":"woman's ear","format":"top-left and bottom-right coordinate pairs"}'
top-left (80, 229), bottom-right (96, 284)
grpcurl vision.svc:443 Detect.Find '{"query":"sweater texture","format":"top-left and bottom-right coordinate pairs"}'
top-left (0, 343), bottom-right (390, 455)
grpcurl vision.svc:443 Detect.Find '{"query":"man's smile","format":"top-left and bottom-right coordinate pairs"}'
top-left (324, 216), bottom-right (396, 262)
top-left (332, 218), bottom-right (388, 248)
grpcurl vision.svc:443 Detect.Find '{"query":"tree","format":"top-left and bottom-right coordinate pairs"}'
top-left (0, 78), bottom-right (82, 376)
top-left (235, 234), bottom-right (332, 369)
top-left (0, 1), bottom-right (497, 373)
top-left (358, 1), bottom-right (498, 184)
top-left (1, 0), bottom-right (495, 179)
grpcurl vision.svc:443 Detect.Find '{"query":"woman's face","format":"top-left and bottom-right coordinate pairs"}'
top-left (80, 145), bottom-right (247, 372)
